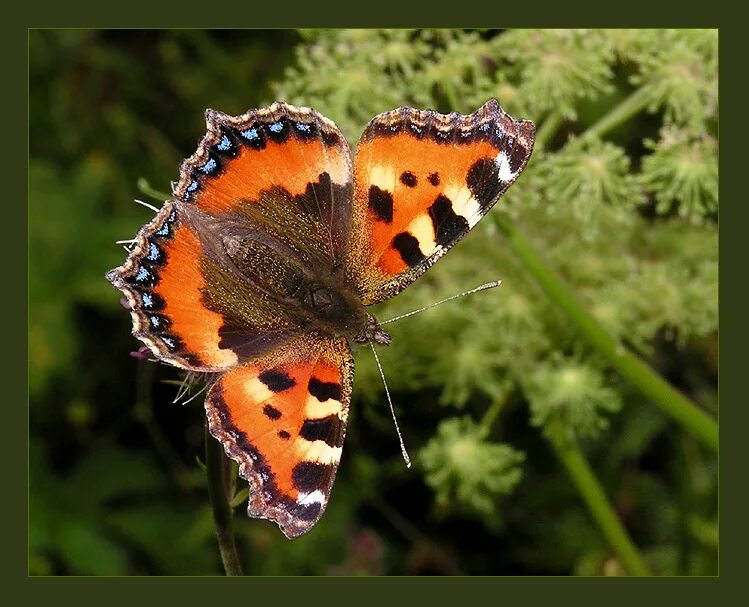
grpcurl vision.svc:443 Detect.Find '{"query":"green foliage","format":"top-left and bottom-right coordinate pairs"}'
top-left (641, 127), bottom-right (719, 223)
top-left (420, 417), bottom-right (524, 527)
top-left (523, 356), bottom-right (622, 438)
top-left (492, 30), bottom-right (615, 120)
top-left (538, 137), bottom-right (644, 237)
top-left (30, 29), bottom-right (717, 576)
top-left (30, 441), bottom-right (216, 575)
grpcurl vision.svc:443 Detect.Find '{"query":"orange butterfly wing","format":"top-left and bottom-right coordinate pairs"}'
top-left (107, 103), bottom-right (355, 372)
top-left (346, 99), bottom-right (535, 305)
top-left (205, 336), bottom-right (353, 538)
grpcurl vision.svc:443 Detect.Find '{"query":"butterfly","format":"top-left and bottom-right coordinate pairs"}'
top-left (106, 100), bottom-right (535, 538)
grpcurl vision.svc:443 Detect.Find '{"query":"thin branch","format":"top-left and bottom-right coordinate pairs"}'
top-left (545, 419), bottom-right (652, 576)
top-left (582, 86), bottom-right (653, 141)
top-left (492, 213), bottom-right (718, 452)
top-left (205, 422), bottom-right (244, 576)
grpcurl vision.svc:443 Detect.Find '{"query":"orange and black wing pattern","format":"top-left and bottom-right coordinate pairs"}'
top-left (205, 337), bottom-right (353, 538)
top-left (346, 99), bottom-right (535, 305)
top-left (107, 103), bottom-right (355, 371)
top-left (174, 102), bottom-right (353, 267)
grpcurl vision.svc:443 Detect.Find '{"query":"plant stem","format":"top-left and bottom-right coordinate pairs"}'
top-left (205, 422), bottom-right (244, 576)
top-left (492, 214), bottom-right (718, 452)
top-left (582, 85), bottom-right (653, 140)
top-left (480, 397), bottom-right (506, 431)
top-left (137, 177), bottom-right (171, 202)
top-left (546, 420), bottom-right (652, 576)
top-left (535, 111), bottom-right (565, 150)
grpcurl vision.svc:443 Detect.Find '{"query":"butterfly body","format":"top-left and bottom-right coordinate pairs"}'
top-left (107, 100), bottom-right (534, 537)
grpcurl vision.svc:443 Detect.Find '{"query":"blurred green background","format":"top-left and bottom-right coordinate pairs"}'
top-left (29, 29), bottom-right (718, 576)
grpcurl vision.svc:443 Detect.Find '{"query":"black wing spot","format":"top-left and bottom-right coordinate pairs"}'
top-left (428, 194), bottom-right (470, 247)
top-left (321, 130), bottom-right (340, 147)
top-left (392, 232), bottom-right (426, 267)
top-left (466, 157), bottom-right (502, 210)
top-left (368, 185), bottom-right (394, 223)
top-left (308, 378), bottom-right (342, 402)
top-left (278, 430), bottom-right (291, 440)
top-left (400, 171), bottom-right (417, 187)
top-left (259, 369), bottom-right (296, 392)
top-left (263, 404), bottom-right (282, 420)
top-left (292, 461), bottom-right (332, 493)
top-left (428, 172), bottom-right (440, 186)
top-left (299, 415), bottom-right (342, 447)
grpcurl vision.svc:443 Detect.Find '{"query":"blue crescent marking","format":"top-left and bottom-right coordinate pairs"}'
top-left (147, 243), bottom-right (160, 261)
top-left (200, 158), bottom-right (217, 174)
top-left (142, 293), bottom-right (153, 308)
top-left (216, 134), bottom-right (232, 151)
top-left (161, 336), bottom-right (176, 349)
top-left (241, 127), bottom-right (259, 140)
top-left (269, 122), bottom-right (284, 133)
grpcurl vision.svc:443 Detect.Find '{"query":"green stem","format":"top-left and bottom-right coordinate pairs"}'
top-left (480, 397), bottom-right (506, 431)
top-left (492, 214), bottom-right (718, 452)
top-left (546, 420), bottom-right (652, 576)
top-left (205, 422), bottom-right (244, 576)
top-left (137, 177), bottom-right (171, 202)
top-left (582, 86), bottom-right (653, 140)
top-left (535, 111), bottom-right (565, 150)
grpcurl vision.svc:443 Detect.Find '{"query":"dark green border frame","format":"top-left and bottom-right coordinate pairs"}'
top-left (16, 1), bottom-right (738, 600)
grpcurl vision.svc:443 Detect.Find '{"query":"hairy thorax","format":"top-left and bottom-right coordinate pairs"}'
top-left (293, 278), bottom-right (391, 345)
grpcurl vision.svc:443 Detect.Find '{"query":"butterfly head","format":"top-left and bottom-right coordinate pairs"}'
top-left (353, 313), bottom-right (392, 346)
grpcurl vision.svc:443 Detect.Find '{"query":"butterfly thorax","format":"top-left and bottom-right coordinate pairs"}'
top-left (293, 279), bottom-right (391, 346)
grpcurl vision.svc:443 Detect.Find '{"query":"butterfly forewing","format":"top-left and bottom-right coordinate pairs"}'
top-left (346, 99), bottom-right (535, 305)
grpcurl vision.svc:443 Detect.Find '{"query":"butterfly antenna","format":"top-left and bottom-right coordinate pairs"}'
top-left (368, 340), bottom-right (411, 468)
top-left (379, 280), bottom-right (502, 326)
top-left (135, 198), bottom-right (161, 213)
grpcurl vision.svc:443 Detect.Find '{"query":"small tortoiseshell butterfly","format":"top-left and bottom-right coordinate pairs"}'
top-left (107, 100), bottom-right (535, 538)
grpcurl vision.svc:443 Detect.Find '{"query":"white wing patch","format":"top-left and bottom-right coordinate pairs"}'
top-left (496, 150), bottom-right (517, 183)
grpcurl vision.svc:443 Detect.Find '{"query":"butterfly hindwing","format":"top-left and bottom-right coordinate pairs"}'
top-left (204, 336), bottom-right (353, 538)
top-left (346, 99), bottom-right (535, 304)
